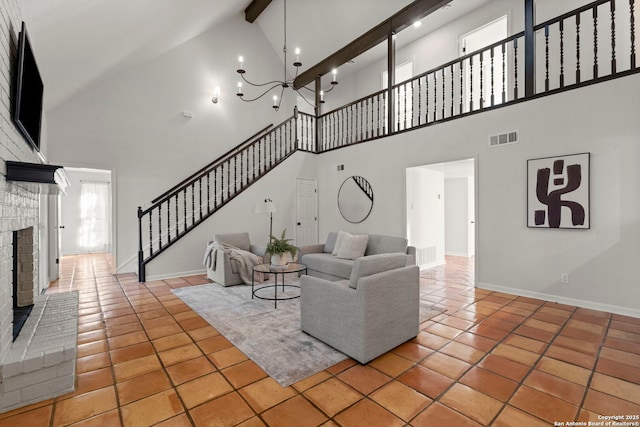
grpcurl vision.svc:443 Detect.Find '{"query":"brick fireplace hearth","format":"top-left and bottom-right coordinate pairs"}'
top-left (0, 181), bottom-right (79, 413)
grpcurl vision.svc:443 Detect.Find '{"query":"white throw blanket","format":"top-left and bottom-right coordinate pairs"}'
top-left (204, 242), bottom-right (264, 284)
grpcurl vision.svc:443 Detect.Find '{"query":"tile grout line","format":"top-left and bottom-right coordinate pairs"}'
top-left (575, 312), bottom-right (614, 416)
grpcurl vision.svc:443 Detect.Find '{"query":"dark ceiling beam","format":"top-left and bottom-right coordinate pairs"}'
top-left (293, 0), bottom-right (452, 89)
top-left (245, 0), bottom-right (272, 23)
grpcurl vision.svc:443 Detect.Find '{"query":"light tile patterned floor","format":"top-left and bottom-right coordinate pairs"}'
top-left (1, 253), bottom-right (639, 426)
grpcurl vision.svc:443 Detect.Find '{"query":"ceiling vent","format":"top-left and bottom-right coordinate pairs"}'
top-left (489, 131), bottom-right (519, 148)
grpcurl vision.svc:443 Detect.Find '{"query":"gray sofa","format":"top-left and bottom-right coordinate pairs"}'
top-left (299, 232), bottom-right (416, 282)
top-left (300, 253), bottom-right (420, 364)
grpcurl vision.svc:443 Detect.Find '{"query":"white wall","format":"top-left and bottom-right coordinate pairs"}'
top-left (46, 12), bottom-right (298, 276)
top-left (316, 73), bottom-right (640, 317)
top-left (406, 167), bottom-right (445, 267)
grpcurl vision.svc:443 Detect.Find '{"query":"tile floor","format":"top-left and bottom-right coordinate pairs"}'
top-left (1, 254), bottom-right (639, 426)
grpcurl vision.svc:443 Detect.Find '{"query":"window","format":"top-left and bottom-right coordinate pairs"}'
top-left (78, 181), bottom-right (111, 252)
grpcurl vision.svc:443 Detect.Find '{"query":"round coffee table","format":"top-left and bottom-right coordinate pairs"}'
top-left (251, 262), bottom-right (307, 309)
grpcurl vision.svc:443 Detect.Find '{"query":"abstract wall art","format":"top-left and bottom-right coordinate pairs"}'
top-left (527, 153), bottom-right (590, 229)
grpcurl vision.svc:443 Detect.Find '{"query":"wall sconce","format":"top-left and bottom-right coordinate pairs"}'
top-left (212, 86), bottom-right (221, 104)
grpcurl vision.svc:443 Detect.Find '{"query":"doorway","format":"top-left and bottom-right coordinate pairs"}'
top-left (460, 16), bottom-right (508, 111)
top-left (406, 158), bottom-right (476, 269)
top-left (59, 167), bottom-right (113, 257)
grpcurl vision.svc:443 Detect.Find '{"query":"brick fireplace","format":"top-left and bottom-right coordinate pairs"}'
top-left (0, 181), bottom-right (40, 362)
top-left (0, 180), bottom-right (79, 414)
top-left (0, 0), bottom-right (78, 413)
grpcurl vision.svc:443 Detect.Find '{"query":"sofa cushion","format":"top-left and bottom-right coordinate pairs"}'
top-left (365, 234), bottom-right (408, 256)
top-left (336, 234), bottom-right (368, 260)
top-left (302, 253), bottom-right (354, 280)
top-left (323, 231), bottom-right (339, 254)
top-left (331, 230), bottom-right (350, 256)
top-left (214, 232), bottom-right (250, 252)
top-left (349, 253), bottom-right (409, 289)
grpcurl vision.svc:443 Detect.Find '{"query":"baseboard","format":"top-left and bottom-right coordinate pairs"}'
top-left (445, 251), bottom-right (471, 257)
top-left (145, 268), bottom-right (207, 283)
top-left (116, 253), bottom-right (137, 274)
top-left (419, 260), bottom-right (446, 270)
top-left (478, 282), bottom-right (640, 319)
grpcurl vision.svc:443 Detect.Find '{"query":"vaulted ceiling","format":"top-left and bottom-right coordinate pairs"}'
top-left (23, 0), bottom-right (491, 110)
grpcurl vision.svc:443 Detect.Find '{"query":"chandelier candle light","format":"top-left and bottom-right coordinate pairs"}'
top-left (236, 0), bottom-right (338, 111)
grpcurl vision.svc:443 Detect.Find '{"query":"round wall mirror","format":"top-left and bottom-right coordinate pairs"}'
top-left (338, 176), bottom-right (374, 223)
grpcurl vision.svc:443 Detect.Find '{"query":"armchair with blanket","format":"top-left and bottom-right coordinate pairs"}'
top-left (204, 232), bottom-right (266, 286)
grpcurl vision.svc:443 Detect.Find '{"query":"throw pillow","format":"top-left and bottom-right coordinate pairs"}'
top-left (337, 234), bottom-right (368, 260)
top-left (332, 230), bottom-right (351, 256)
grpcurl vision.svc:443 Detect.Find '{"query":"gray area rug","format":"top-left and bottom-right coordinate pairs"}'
top-left (172, 281), bottom-right (443, 387)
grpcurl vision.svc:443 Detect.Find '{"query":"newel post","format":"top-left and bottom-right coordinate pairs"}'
top-left (137, 206), bottom-right (145, 282)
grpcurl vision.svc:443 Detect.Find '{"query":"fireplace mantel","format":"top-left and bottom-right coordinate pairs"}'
top-left (5, 161), bottom-right (69, 194)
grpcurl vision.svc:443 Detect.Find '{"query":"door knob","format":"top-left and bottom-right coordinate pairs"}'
top-left (297, 222), bottom-right (301, 226)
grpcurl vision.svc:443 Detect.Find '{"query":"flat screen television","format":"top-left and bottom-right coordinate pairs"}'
top-left (13, 21), bottom-right (44, 151)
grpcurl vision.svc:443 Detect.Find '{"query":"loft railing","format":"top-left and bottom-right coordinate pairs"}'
top-left (316, 0), bottom-right (638, 152)
top-left (137, 0), bottom-right (637, 281)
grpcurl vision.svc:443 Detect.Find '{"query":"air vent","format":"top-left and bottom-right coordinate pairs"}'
top-left (336, 164), bottom-right (344, 171)
top-left (416, 246), bottom-right (437, 266)
top-left (489, 131), bottom-right (519, 147)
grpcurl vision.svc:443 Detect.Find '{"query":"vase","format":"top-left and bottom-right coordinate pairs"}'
top-left (270, 253), bottom-right (288, 266)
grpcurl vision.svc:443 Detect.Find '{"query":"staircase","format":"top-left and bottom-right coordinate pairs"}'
top-left (137, 0), bottom-right (638, 281)
top-left (137, 110), bottom-right (315, 282)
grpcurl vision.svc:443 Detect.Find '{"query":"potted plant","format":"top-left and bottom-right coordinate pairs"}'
top-left (266, 229), bottom-right (298, 266)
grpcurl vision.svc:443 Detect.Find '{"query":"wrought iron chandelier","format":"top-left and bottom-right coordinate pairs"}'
top-left (235, 0), bottom-right (338, 111)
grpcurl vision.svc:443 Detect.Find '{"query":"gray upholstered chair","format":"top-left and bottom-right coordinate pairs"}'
top-left (206, 232), bottom-right (266, 286)
top-left (300, 253), bottom-right (420, 364)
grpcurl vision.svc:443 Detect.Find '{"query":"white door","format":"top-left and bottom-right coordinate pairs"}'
top-left (444, 176), bottom-right (475, 257)
top-left (460, 16), bottom-right (508, 111)
top-left (295, 178), bottom-right (318, 247)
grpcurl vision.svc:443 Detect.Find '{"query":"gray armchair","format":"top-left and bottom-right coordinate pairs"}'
top-left (300, 253), bottom-right (420, 364)
top-left (206, 232), bottom-right (266, 286)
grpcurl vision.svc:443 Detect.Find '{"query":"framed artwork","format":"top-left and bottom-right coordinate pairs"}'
top-left (527, 153), bottom-right (590, 229)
